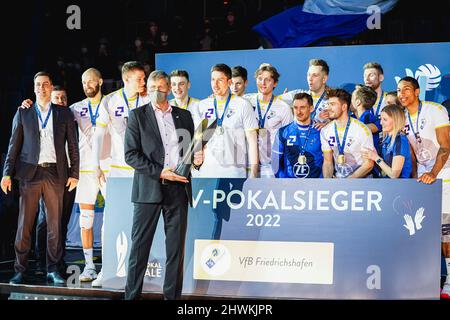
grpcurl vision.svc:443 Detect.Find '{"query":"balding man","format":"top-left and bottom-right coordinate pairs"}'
top-left (70, 68), bottom-right (108, 282)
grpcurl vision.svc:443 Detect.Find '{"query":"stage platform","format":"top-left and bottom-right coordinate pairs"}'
top-left (0, 248), bottom-right (234, 300)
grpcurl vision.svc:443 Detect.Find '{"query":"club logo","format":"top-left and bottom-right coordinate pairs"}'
top-left (200, 243), bottom-right (231, 276)
top-left (394, 64), bottom-right (441, 91)
top-left (293, 163), bottom-right (310, 179)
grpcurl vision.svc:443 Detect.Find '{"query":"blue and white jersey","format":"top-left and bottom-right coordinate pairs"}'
top-left (380, 133), bottom-right (412, 178)
top-left (358, 109), bottom-right (380, 149)
top-left (272, 121), bottom-right (323, 178)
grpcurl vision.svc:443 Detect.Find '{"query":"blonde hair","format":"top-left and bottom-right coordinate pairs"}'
top-left (254, 63), bottom-right (280, 83)
top-left (381, 104), bottom-right (406, 147)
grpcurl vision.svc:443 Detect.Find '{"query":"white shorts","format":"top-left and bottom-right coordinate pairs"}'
top-left (75, 172), bottom-right (106, 205)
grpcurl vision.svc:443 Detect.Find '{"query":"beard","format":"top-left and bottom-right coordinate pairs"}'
top-left (84, 84), bottom-right (100, 98)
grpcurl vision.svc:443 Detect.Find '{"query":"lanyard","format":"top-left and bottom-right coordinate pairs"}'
top-left (214, 94), bottom-right (232, 127)
top-left (88, 95), bottom-right (103, 127)
top-left (175, 97), bottom-right (190, 109)
top-left (122, 89), bottom-right (139, 109)
top-left (35, 103), bottom-right (52, 129)
top-left (256, 94), bottom-right (274, 128)
top-left (407, 101), bottom-right (422, 142)
top-left (334, 118), bottom-right (351, 155)
top-left (297, 123), bottom-right (313, 156)
top-left (311, 91), bottom-right (326, 120)
top-left (372, 91), bottom-right (385, 117)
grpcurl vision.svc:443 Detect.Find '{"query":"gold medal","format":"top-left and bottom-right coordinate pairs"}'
top-left (259, 128), bottom-right (267, 137)
top-left (298, 155), bottom-right (307, 165)
top-left (337, 154), bottom-right (345, 164)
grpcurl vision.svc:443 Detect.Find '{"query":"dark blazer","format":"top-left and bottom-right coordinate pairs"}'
top-left (3, 103), bottom-right (79, 182)
top-left (124, 103), bottom-right (194, 205)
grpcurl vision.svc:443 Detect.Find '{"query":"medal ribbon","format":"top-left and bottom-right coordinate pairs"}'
top-left (311, 91), bottom-right (326, 121)
top-left (297, 123), bottom-right (313, 156)
top-left (256, 94), bottom-right (274, 128)
top-left (214, 94), bottom-right (232, 128)
top-left (334, 117), bottom-right (351, 156)
top-left (407, 101), bottom-right (422, 142)
top-left (35, 103), bottom-right (52, 130)
top-left (122, 89), bottom-right (139, 109)
top-left (88, 95), bottom-right (103, 127)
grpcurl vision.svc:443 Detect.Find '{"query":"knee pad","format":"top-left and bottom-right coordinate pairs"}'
top-left (79, 210), bottom-right (95, 229)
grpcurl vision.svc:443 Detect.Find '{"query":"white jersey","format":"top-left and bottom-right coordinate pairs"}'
top-left (169, 96), bottom-right (200, 113)
top-left (194, 94), bottom-right (259, 178)
top-left (71, 98), bottom-right (110, 171)
top-left (321, 117), bottom-right (374, 178)
top-left (404, 101), bottom-right (450, 178)
top-left (279, 89), bottom-right (328, 122)
top-left (243, 93), bottom-right (293, 175)
top-left (96, 89), bottom-right (150, 176)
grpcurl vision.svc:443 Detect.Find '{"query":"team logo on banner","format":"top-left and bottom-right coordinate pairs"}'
top-left (200, 243), bottom-right (231, 276)
top-left (394, 64), bottom-right (442, 91)
top-left (116, 231), bottom-right (128, 277)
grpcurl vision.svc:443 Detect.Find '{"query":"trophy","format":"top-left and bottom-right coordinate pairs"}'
top-left (174, 118), bottom-right (217, 178)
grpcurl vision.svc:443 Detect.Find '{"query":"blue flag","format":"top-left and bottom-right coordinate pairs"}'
top-left (253, 1), bottom-right (397, 48)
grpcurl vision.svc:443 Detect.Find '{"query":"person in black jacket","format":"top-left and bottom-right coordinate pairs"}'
top-left (124, 70), bottom-right (203, 300)
top-left (1, 71), bottom-right (79, 285)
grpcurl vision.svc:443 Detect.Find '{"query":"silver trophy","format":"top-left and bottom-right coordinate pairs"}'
top-left (174, 118), bottom-right (217, 178)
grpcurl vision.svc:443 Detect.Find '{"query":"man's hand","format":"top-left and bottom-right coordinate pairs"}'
top-left (1, 176), bottom-right (12, 194)
top-left (362, 147), bottom-right (379, 162)
top-left (95, 166), bottom-right (106, 187)
top-left (160, 168), bottom-right (189, 183)
top-left (193, 150), bottom-right (204, 166)
top-left (66, 177), bottom-right (79, 192)
top-left (318, 110), bottom-right (330, 120)
top-left (19, 99), bottom-right (33, 109)
top-left (313, 121), bottom-right (328, 130)
top-left (417, 172), bottom-right (436, 184)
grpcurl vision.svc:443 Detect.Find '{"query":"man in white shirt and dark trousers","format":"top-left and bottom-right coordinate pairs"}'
top-left (1, 72), bottom-right (79, 285)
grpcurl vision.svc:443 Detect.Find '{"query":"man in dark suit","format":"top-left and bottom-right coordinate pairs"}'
top-left (124, 70), bottom-right (203, 300)
top-left (1, 72), bottom-right (79, 285)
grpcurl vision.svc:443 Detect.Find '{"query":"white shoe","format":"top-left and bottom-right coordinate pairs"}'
top-left (91, 270), bottom-right (103, 287)
top-left (79, 266), bottom-right (97, 282)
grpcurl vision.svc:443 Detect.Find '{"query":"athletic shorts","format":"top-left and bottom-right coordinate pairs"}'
top-left (75, 172), bottom-right (106, 204)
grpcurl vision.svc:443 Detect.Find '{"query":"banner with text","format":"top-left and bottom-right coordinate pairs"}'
top-left (103, 178), bottom-right (442, 299)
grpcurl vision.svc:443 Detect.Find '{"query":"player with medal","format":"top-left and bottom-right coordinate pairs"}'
top-left (279, 59), bottom-right (331, 130)
top-left (90, 62), bottom-right (149, 287)
top-left (272, 93), bottom-right (322, 178)
top-left (363, 62), bottom-right (386, 142)
top-left (397, 76), bottom-right (450, 298)
top-left (243, 63), bottom-right (293, 177)
top-left (195, 64), bottom-right (259, 178)
top-left (68, 68), bottom-right (109, 282)
top-left (321, 88), bottom-right (375, 178)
